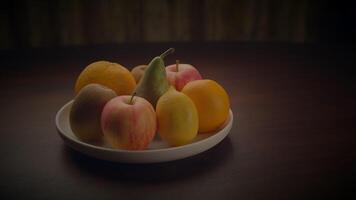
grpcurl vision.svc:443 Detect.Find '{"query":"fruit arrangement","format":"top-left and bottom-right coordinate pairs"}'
top-left (70, 48), bottom-right (230, 150)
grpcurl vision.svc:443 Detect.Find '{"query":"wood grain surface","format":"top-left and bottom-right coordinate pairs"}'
top-left (0, 43), bottom-right (355, 199)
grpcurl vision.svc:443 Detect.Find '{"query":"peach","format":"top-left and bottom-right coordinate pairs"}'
top-left (166, 61), bottom-right (202, 91)
top-left (101, 95), bottom-right (156, 150)
top-left (70, 84), bottom-right (117, 141)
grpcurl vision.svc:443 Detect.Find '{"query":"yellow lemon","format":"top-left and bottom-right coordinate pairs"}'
top-left (182, 79), bottom-right (230, 133)
top-left (75, 61), bottom-right (136, 95)
top-left (156, 87), bottom-right (199, 146)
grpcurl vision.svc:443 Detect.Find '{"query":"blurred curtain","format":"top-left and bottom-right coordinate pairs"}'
top-left (1, 0), bottom-right (313, 49)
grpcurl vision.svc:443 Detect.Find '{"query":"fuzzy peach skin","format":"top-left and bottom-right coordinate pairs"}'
top-left (165, 63), bottom-right (202, 91)
top-left (101, 95), bottom-right (156, 150)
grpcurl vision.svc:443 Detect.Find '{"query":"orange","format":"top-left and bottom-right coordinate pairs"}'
top-left (74, 61), bottom-right (136, 95)
top-left (182, 79), bottom-right (230, 133)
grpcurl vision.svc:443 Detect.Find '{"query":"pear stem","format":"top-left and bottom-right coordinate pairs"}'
top-left (129, 92), bottom-right (136, 105)
top-left (160, 48), bottom-right (175, 59)
top-left (176, 60), bottom-right (180, 72)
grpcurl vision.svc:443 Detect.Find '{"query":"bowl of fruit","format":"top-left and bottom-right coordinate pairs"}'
top-left (55, 48), bottom-right (233, 163)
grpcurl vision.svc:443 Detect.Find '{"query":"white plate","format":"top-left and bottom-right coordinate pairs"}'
top-left (55, 100), bottom-right (233, 163)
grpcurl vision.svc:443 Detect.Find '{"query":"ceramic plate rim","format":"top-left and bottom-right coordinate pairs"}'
top-left (55, 100), bottom-right (233, 155)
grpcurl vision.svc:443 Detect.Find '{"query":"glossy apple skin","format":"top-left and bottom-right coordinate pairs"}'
top-left (101, 95), bottom-right (156, 150)
top-left (165, 64), bottom-right (202, 91)
top-left (130, 65), bottom-right (147, 83)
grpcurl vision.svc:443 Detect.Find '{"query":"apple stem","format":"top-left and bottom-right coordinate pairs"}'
top-left (176, 60), bottom-right (180, 72)
top-left (129, 92), bottom-right (136, 105)
top-left (160, 48), bottom-right (175, 59)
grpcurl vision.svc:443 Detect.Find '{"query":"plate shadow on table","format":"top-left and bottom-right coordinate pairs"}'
top-left (61, 137), bottom-right (234, 183)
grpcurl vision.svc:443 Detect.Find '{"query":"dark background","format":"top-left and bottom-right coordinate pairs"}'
top-left (1, 0), bottom-right (356, 49)
top-left (1, 1), bottom-right (356, 200)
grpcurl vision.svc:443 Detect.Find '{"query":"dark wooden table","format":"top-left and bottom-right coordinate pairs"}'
top-left (1, 43), bottom-right (355, 200)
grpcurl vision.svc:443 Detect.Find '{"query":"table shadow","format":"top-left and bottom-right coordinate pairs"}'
top-left (61, 137), bottom-right (234, 183)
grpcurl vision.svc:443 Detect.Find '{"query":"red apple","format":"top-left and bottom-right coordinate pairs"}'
top-left (101, 94), bottom-right (156, 150)
top-left (166, 60), bottom-right (202, 91)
